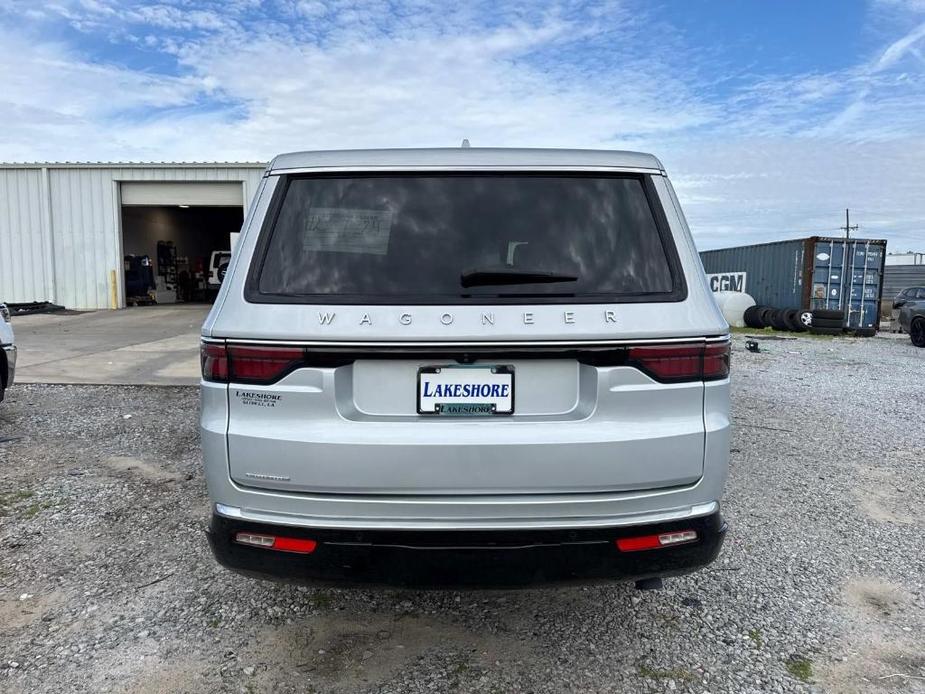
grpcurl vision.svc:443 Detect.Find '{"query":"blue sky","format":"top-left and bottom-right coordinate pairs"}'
top-left (1, 0), bottom-right (924, 251)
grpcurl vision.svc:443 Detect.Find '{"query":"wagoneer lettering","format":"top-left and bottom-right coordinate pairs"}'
top-left (201, 147), bottom-right (730, 588)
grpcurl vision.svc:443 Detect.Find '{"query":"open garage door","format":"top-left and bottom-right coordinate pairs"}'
top-left (120, 182), bottom-right (244, 307)
top-left (121, 182), bottom-right (244, 207)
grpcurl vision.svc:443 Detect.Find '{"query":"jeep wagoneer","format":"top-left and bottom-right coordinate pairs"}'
top-left (201, 148), bottom-right (730, 587)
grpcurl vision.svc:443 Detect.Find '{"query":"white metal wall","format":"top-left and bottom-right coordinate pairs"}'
top-left (0, 163), bottom-right (265, 309)
top-left (0, 168), bottom-right (53, 303)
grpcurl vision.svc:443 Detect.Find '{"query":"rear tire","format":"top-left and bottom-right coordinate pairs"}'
top-left (911, 317), bottom-right (925, 347)
top-left (784, 308), bottom-right (806, 332)
top-left (743, 305), bottom-right (764, 329)
top-left (810, 326), bottom-right (843, 336)
top-left (813, 309), bottom-right (843, 320)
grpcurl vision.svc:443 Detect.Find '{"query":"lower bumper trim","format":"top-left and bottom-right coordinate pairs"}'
top-left (1, 344), bottom-right (14, 387)
top-left (207, 511), bottom-right (726, 588)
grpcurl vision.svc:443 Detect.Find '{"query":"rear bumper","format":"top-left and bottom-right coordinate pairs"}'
top-left (207, 511), bottom-right (726, 588)
top-left (1, 344), bottom-right (15, 388)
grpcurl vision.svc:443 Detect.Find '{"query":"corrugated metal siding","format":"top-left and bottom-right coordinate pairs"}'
top-left (0, 169), bottom-right (52, 303)
top-left (883, 265), bottom-right (925, 297)
top-left (0, 164), bottom-right (264, 309)
top-left (700, 239), bottom-right (807, 309)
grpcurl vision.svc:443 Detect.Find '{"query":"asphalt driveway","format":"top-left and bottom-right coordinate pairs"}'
top-left (11, 305), bottom-right (208, 386)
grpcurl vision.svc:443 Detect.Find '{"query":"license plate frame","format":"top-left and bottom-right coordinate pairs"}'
top-left (417, 365), bottom-right (515, 416)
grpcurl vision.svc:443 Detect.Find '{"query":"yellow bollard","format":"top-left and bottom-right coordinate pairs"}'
top-left (109, 269), bottom-right (118, 309)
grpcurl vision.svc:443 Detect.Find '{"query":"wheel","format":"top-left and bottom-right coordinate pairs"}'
top-left (799, 310), bottom-right (813, 329)
top-left (812, 317), bottom-right (844, 329)
top-left (768, 309), bottom-right (790, 331)
top-left (810, 326), bottom-right (843, 336)
top-left (756, 306), bottom-right (776, 328)
top-left (812, 309), bottom-right (843, 320)
top-left (784, 308), bottom-right (806, 332)
top-left (743, 305), bottom-right (764, 329)
top-left (853, 328), bottom-right (876, 338)
top-left (911, 317), bottom-right (925, 347)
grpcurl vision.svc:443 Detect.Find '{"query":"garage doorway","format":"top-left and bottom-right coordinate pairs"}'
top-left (120, 182), bottom-right (244, 306)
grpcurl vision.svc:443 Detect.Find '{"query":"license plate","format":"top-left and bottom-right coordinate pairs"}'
top-left (417, 365), bottom-right (514, 416)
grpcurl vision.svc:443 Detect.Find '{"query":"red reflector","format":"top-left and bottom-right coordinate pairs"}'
top-left (201, 343), bottom-right (229, 382)
top-left (227, 345), bottom-right (305, 384)
top-left (615, 534), bottom-right (661, 551)
top-left (271, 536), bottom-right (318, 554)
top-left (234, 532), bottom-right (317, 554)
top-left (615, 530), bottom-right (697, 552)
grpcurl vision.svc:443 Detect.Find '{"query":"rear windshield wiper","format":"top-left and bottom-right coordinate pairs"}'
top-left (460, 268), bottom-right (579, 288)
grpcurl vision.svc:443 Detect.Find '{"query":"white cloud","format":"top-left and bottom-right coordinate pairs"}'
top-left (872, 19), bottom-right (925, 71)
top-left (0, 1), bottom-right (923, 250)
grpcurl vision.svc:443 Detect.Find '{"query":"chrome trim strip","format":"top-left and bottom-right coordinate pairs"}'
top-left (214, 501), bottom-right (719, 531)
top-left (268, 165), bottom-right (663, 175)
top-left (201, 335), bottom-right (731, 348)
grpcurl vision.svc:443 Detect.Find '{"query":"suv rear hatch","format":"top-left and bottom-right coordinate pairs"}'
top-left (208, 171), bottom-right (728, 495)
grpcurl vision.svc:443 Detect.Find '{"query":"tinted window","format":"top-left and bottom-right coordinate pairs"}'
top-left (251, 174), bottom-right (682, 304)
top-left (916, 288), bottom-right (925, 299)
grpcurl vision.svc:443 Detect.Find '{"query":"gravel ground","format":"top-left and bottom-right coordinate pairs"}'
top-left (1, 334), bottom-right (924, 694)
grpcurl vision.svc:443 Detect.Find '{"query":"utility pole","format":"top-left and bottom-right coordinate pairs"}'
top-left (839, 209), bottom-right (858, 326)
top-left (842, 208), bottom-right (858, 240)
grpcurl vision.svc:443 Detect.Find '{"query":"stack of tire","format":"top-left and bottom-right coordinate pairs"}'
top-left (804, 309), bottom-right (845, 336)
top-left (743, 306), bottom-right (847, 335)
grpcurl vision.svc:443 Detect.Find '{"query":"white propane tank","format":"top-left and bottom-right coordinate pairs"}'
top-left (713, 291), bottom-right (756, 328)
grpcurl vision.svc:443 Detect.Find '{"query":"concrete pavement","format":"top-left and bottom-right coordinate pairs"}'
top-left (12, 305), bottom-right (209, 386)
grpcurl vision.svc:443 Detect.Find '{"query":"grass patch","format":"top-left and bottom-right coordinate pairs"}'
top-left (748, 628), bottom-right (763, 647)
top-left (0, 490), bottom-right (35, 516)
top-left (21, 501), bottom-right (54, 519)
top-left (730, 326), bottom-right (840, 339)
top-left (785, 655), bottom-right (813, 682)
top-left (638, 664), bottom-right (696, 681)
top-left (310, 592), bottom-right (332, 609)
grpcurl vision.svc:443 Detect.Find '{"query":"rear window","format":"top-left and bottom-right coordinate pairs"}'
top-left (248, 174), bottom-right (685, 304)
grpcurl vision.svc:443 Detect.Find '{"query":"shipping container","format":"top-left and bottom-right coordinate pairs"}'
top-left (700, 236), bottom-right (887, 330)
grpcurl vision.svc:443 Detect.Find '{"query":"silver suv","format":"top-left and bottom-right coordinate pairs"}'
top-left (201, 148), bottom-right (730, 587)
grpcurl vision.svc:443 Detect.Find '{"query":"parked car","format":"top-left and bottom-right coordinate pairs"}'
top-left (208, 251), bottom-right (232, 287)
top-left (893, 286), bottom-right (925, 310)
top-left (200, 148), bottom-right (731, 588)
top-left (896, 287), bottom-right (925, 347)
top-left (0, 303), bottom-right (16, 402)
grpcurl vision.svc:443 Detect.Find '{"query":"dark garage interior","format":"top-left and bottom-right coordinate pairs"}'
top-left (121, 205), bottom-right (243, 305)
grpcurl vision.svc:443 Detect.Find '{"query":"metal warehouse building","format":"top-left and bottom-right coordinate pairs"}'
top-left (0, 162), bottom-right (266, 310)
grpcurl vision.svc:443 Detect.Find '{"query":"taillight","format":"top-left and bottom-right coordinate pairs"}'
top-left (702, 341), bottom-right (731, 380)
top-left (200, 343), bottom-right (305, 384)
top-left (201, 343), bottom-right (229, 382)
top-left (627, 341), bottom-right (730, 383)
top-left (615, 530), bottom-right (697, 552)
top-left (234, 532), bottom-right (317, 554)
top-left (227, 345), bottom-right (305, 384)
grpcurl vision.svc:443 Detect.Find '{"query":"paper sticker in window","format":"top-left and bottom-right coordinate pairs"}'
top-left (303, 208), bottom-right (392, 255)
